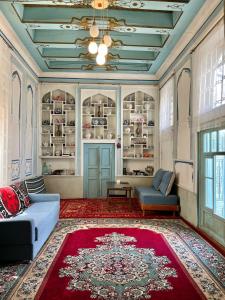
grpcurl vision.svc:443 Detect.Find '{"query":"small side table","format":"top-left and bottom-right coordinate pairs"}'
top-left (106, 181), bottom-right (132, 205)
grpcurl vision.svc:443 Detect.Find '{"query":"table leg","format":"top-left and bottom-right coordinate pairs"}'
top-left (129, 188), bottom-right (132, 208)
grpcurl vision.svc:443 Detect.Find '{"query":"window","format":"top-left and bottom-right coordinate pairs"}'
top-left (159, 77), bottom-right (174, 170)
top-left (201, 128), bottom-right (225, 219)
top-left (193, 20), bottom-right (225, 125)
top-left (160, 78), bottom-right (174, 131)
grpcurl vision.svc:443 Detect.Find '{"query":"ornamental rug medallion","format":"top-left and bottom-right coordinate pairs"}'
top-left (9, 219), bottom-right (225, 300)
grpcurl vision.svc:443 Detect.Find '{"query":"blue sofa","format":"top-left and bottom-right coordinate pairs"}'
top-left (135, 169), bottom-right (180, 216)
top-left (0, 192), bottom-right (60, 262)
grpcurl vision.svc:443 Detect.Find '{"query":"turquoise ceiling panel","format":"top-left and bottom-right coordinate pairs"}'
top-left (0, 0), bottom-right (206, 74)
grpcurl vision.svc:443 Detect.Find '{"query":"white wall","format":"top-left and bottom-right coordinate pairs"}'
top-left (0, 39), bottom-right (39, 185)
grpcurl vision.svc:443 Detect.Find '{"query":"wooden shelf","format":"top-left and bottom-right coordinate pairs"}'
top-left (43, 174), bottom-right (75, 177)
top-left (122, 157), bottom-right (154, 160)
top-left (40, 156), bottom-right (75, 159)
top-left (122, 175), bottom-right (154, 178)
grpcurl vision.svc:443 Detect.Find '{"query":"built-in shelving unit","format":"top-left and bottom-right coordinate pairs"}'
top-left (122, 91), bottom-right (155, 177)
top-left (82, 94), bottom-right (116, 140)
top-left (41, 89), bottom-right (76, 176)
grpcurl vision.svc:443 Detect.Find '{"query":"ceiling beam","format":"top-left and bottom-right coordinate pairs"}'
top-left (46, 57), bottom-right (153, 64)
top-left (18, 7), bottom-right (176, 28)
top-left (10, 0), bottom-right (190, 12)
top-left (26, 22), bottom-right (172, 35)
top-left (36, 43), bottom-right (161, 52)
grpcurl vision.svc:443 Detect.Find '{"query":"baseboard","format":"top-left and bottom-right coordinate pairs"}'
top-left (180, 216), bottom-right (225, 256)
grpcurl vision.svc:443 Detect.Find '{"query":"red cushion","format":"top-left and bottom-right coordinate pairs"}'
top-left (0, 187), bottom-right (22, 218)
top-left (10, 182), bottom-right (31, 209)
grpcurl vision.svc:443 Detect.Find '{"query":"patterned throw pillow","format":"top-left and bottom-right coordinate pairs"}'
top-left (159, 171), bottom-right (176, 196)
top-left (10, 181), bottom-right (31, 209)
top-left (0, 187), bottom-right (22, 219)
top-left (25, 176), bottom-right (46, 194)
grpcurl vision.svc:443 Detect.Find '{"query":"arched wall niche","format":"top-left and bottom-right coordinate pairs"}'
top-left (25, 84), bottom-right (34, 176)
top-left (82, 93), bottom-right (116, 140)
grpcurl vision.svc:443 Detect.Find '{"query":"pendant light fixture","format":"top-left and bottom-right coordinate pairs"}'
top-left (89, 19), bottom-right (99, 38)
top-left (88, 0), bottom-right (112, 65)
top-left (103, 33), bottom-right (112, 47)
top-left (88, 40), bottom-right (98, 54)
top-left (96, 53), bottom-right (106, 65)
top-left (98, 42), bottom-right (108, 56)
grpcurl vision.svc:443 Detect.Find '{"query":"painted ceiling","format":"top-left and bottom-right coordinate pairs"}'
top-left (0, 0), bottom-right (205, 74)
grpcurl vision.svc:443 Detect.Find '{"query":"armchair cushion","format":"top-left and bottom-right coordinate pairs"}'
top-left (152, 169), bottom-right (166, 190)
top-left (159, 171), bottom-right (175, 196)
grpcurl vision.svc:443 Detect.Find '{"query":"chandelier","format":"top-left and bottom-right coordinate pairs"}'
top-left (88, 0), bottom-right (112, 66)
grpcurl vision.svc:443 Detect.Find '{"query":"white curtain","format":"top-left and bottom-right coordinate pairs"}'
top-left (192, 20), bottom-right (225, 131)
top-left (192, 20), bottom-right (224, 193)
top-left (0, 37), bottom-right (10, 186)
top-left (159, 77), bottom-right (174, 171)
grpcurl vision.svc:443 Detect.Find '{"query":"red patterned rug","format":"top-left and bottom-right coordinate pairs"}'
top-left (36, 228), bottom-right (205, 300)
top-left (60, 198), bottom-right (176, 219)
top-left (9, 219), bottom-right (225, 299)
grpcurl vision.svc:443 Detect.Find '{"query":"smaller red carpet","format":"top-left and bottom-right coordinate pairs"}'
top-left (60, 198), bottom-right (177, 219)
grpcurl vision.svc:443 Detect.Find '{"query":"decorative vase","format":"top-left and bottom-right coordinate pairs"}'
top-left (42, 162), bottom-right (49, 175)
top-left (97, 106), bottom-right (101, 117)
top-left (85, 131), bottom-right (91, 139)
top-left (135, 124), bottom-right (141, 136)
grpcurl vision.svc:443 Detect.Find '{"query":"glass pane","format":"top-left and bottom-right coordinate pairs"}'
top-left (205, 178), bottom-right (213, 209)
top-left (205, 158), bottom-right (213, 178)
top-left (218, 129), bottom-right (225, 151)
top-left (214, 155), bottom-right (225, 218)
top-left (211, 131), bottom-right (217, 152)
top-left (203, 133), bottom-right (210, 153)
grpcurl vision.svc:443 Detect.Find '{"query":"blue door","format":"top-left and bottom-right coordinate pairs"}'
top-left (84, 144), bottom-right (115, 198)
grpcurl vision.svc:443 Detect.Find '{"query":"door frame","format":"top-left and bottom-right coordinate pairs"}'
top-left (198, 128), bottom-right (225, 246)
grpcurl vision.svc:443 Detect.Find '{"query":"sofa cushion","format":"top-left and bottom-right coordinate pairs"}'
top-left (152, 169), bottom-right (166, 190)
top-left (25, 176), bottom-right (46, 194)
top-left (0, 187), bottom-right (22, 218)
top-left (159, 171), bottom-right (175, 196)
top-left (136, 186), bottom-right (178, 205)
top-left (10, 181), bottom-right (30, 209)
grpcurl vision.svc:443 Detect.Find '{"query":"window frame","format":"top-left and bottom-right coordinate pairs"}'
top-left (200, 127), bottom-right (225, 220)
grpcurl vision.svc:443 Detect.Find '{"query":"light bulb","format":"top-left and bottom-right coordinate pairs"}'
top-left (96, 54), bottom-right (106, 65)
top-left (98, 43), bottom-right (108, 56)
top-left (88, 41), bottom-right (98, 54)
top-left (103, 34), bottom-right (112, 47)
top-left (89, 23), bottom-right (99, 38)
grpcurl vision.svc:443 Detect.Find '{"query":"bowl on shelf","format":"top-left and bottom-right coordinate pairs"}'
top-left (125, 127), bottom-right (130, 133)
